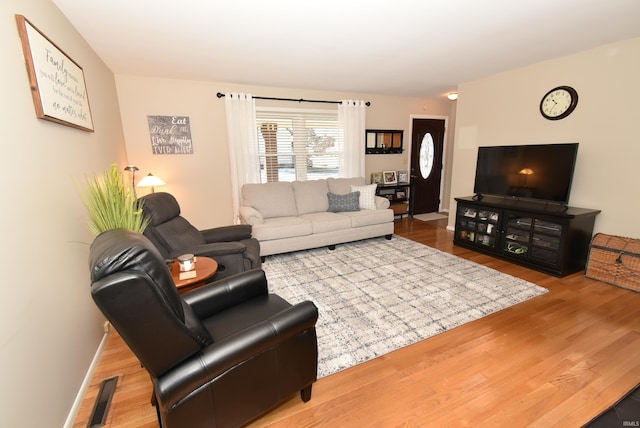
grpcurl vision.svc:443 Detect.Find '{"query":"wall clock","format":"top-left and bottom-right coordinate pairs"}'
top-left (540, 86), bottom-right (578, 120)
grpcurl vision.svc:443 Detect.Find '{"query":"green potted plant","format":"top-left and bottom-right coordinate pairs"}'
top-left (80, 164), bottom-right (149, 237)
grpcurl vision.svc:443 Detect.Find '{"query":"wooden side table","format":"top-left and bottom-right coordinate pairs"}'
top-left (170, 256), bottom-right (218, 294)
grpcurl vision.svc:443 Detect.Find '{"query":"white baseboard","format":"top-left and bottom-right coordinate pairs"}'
top-left (63, 330), bottom-right (110, 428)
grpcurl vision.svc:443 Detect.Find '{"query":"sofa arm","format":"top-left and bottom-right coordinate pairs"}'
top-left (201, 224), bottom-right (252, 242)
top-left (375, 196), bottom-right (390, 209)
top-left (239, 206), bottom-right (263, 225)
top-left (182, 269), bottom-right (268, 317)
top-left (155, 299), bottom-right (318, 410)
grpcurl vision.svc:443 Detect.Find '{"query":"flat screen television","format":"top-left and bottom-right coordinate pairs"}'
top-left (473, 143), bottom-right (579, 205)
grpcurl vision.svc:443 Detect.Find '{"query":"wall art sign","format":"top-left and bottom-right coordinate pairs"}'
top-left (15, 15), bottom-right (94, 132)
top-left (147, 115), bottom-right (193, 154)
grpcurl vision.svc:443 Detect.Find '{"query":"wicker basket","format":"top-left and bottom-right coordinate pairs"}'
top-left (585, 233), bottom-right (640, 292)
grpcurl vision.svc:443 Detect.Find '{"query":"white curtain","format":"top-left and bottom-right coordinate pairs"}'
top-left (225, 92), bottom-right (260, 219)
top-left (339, 100), bottom-right (367, 178)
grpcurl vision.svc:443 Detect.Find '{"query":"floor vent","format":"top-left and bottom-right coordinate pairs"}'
top-left (87, 376), bottom-right (118, 427)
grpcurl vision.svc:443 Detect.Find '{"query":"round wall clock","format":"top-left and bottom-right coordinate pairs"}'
top-left (540, 86), bottom-right (578, 120)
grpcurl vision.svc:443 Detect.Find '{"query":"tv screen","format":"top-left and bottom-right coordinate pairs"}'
top-left (473, 143), bottom-right (579, 204)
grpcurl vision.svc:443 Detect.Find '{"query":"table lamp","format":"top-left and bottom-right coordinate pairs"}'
top-left (137, 173), bottom-right (166, 193)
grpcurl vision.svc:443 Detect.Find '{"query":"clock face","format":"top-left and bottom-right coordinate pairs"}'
top-left (540, 86), bottom-right (578, 120)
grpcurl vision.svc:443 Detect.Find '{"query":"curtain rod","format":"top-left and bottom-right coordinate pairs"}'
top-left (216, 92), bottom-right (370, 106)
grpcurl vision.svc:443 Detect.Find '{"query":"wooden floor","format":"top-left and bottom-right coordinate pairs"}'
top-left (74, 217), bottom-right (640, 427)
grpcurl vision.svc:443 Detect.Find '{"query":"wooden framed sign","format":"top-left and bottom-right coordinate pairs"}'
top-left (15, 15), bottom-right (94, 132)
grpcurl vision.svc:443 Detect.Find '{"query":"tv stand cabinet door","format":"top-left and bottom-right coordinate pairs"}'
top-left (454, 202), bottom-right (502, 252)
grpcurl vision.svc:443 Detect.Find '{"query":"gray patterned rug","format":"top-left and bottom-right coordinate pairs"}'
top-left (262, 235), bottom-right (548, 378)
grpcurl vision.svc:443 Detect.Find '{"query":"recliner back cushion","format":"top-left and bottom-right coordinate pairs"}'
top-left (292, 180), bottom-right (329, 214)
top-left (242, 182), bottom-right (297, 219)
top-left (155, 217), bottom-right (206, 250)
top-left (89, 229), bottom-right (213, 377)
top-left (141, 192), bottom-right (181, 226)
top-left (90, 229), bottom-right (185, 320)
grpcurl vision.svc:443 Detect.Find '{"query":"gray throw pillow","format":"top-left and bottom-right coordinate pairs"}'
top-left (327, 191), bottom-right (360, 212)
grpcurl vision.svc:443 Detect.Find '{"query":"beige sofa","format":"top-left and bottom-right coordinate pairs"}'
top-left (239, 177), bottom-right (395, 256)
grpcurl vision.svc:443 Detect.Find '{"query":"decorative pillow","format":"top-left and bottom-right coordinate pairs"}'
top-left (327, 191), bottom-right (360, 212)
top-left (351, 184), bottom-right (377, 210)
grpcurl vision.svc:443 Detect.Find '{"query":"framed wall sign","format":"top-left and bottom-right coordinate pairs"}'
top-left (15, 15), bottom-right (94, 132)
top-left (147, 115), bottom-right (193, 154)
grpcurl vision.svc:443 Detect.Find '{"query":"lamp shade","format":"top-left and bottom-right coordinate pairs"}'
top-left (137, 173), bottom-right (166, 192)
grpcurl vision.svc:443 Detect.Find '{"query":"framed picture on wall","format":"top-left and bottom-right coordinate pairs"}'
top-left (383, 170), bottom-right (398, 185)
top-left (15, 15), bottom-right (94, 132)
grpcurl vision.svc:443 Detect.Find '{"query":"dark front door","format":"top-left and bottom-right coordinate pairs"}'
top-left (410, 118), bottom-right (445, 214)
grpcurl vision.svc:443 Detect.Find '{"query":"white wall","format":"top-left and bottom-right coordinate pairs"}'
top-left (449, 37), bottom-right (640, 237)
top-left (0, 0), bottom-right (128, 426)
top-left (115, 76), bottom-right (454, 229)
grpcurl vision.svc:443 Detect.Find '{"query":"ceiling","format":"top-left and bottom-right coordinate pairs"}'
top-left (52, 0), bottom-right (640, 98)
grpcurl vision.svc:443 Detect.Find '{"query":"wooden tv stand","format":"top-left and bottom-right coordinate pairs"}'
top-left (453, 196), bottom-right (600, 277)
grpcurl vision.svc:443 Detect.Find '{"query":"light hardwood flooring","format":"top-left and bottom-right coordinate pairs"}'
top-left (74, 217), bottom-right (640, 427)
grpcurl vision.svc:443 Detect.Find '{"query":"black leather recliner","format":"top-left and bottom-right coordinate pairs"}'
top-left (89, 228), bottom-right (318, 428)
top-left (139, 192), bottom-right (260, 280)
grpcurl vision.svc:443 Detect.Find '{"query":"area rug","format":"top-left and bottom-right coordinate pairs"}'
top-left (413, 212), bottom-right (448, 222)
top-left (262, 235), bottom-right (548, 378)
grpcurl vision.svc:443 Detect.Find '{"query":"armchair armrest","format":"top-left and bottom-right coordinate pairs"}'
top-left (167, 242), bottom-right (247, 260)
top-left (182, 269), bottom-right (268, 317)
top-left (201, 224), bottom-right (252, 242)
top-left (155, 300), bottom-right (319, 409)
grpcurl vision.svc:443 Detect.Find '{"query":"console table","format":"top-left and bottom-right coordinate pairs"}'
top-left (376, 183), bottom-right (411, 218)
top-left (453, 196), bottom-right (600, 277)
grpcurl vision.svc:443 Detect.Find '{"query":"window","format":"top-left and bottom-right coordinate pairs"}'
top-left (419, 132), bottom-right (435, 179)
top-left (256, 107), bottom-right (342, 183)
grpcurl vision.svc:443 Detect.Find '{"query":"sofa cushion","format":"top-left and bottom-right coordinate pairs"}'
top-left (338, 208), bottom-right (395, 227)
top-left (351, 184), bottom-right (377, 210)
top-left (251, 217), bottom-right (312, 241)
top-left (292, 180), bottom-right (329, 214)
top-left (242, 182), bottom-right (297, 219)
top-left (300, 212), bottom-right (352, 234)
top-left (327, 191), bottom-right (360, 212)
top-left (327, 177), bottom-right (366, 195)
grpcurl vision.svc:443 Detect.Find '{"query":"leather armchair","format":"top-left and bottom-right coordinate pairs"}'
top-left (139, 192), bottom-right (260, 280)
top-left (89, 228), bottom-right (318, 428)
